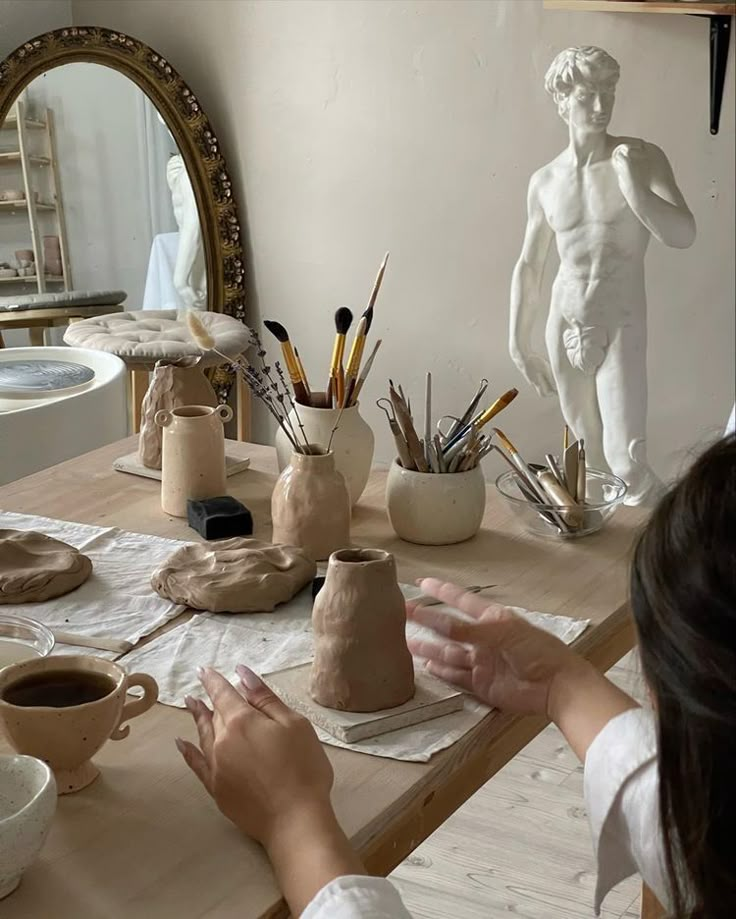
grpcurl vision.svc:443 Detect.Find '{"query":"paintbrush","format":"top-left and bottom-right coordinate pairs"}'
top-left (294, 348), bottom-right (312, 404)
top-left (443, 388), bottom-right (518, 453)
top-left (342, 315), bottom-right (367, 407)
top-left (264, 319), bottom-right (310, 406)
top-left (494, 428), bottom-right (569, 530)
top-left (446, 379), bottom-right (489, 441)
top-left (362, 251), bottom-right (389, 334)
top-left (326, 306), bottom-right (352, 407)
top-left (349, 338), bottom-right (382, 405)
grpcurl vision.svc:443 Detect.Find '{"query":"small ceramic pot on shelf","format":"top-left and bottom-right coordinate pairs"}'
top-left (386, 460), bottom-right (486, 545)
top-left (271, 446), bottom-right (350, 562)
top-left (274, 402), bottom-right (374, 506)
top-left (155, 403), bottom-right (232, 516)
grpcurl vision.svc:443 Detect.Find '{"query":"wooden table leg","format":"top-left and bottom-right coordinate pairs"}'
top-left (28, 326), bottom-right (46, 346)
top-left (130, 369), bottom-right (149, 434)
top-left (641, 883), bottom-right (665, 918)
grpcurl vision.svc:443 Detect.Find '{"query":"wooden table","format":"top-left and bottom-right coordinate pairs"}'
top-left (0, 302), bottom-right (125, 347)
top-left (0, 438), bottom-right (644, 918)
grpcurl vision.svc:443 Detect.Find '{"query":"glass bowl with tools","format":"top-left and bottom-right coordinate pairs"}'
top-left (493, 427), bottom-right (627, 539)
top-left (0, 615), bottom-right (55, 670)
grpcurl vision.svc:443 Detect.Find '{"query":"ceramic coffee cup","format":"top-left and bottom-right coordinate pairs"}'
top-left (0, 655), bottom-right (158, 794)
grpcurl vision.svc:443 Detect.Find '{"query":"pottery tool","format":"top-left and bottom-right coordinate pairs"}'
top-left (445, 379), bottom-right (489, 441)
top-left (545, 453), bottom-right (566, 489)
top-left (443, 388), bottom-right (518, 454)
top-left (416, 584), bottom-right (497, 608)
top-left (529, 464), bottom-right (583, 528)
top-left (563, 424), bottom-right (570, 453)
top-left (361, 251), bottom-right (389, 334)
top-left (52, 631), bottom-right (133, 654)
top-left (424, 372), bottom-right (432, 466)
top-left (564, 440), bottom-right (580, 502)
top-left (264, 319), bottom-right (310, 406)
top-left (326, 306), bottom-right (352, 407)
top-left (294, 348), bottom-right (312, 405)
top-left (433, 433), bottom-right (448, 473)
top-left (342, 316), bottom-right (368, 407)
top-left (493, 428), bottom-right (569, 526)
top-left (377, 398), bottom-right (414, 469)
top-left (348, 338), bottom-right (382, 406)
top-left (577, 441), bottom-right (586, 505)
top-left (389, 382), bottom-right (429, 472)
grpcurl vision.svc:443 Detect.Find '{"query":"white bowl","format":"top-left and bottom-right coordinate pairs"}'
top-left (0, 754), bottom-right (57, 899)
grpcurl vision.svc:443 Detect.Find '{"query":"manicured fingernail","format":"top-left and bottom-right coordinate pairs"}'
top-left (236, 664), bottom-right (263, 690)
top-left (174, 736), bottom-right (186, 753)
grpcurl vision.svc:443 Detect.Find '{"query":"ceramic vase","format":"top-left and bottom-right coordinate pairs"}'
top-left (271, 448), bottom-right (350, 562)
top-left (310, 548), bottom-right (415, 712)
top-left (386, 460), bottom-right (486, 545)
top-left (274, 403), bottom-right (374, 506)
top-left (155, 404), bottom-right (232, 516)
top-left (138, 359), bottom-right (218, 469)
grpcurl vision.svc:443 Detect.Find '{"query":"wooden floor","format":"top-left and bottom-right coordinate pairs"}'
top-left (390, 652), bottom-right (644, 918)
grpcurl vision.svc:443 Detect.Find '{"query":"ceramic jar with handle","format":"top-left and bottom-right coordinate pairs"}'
top-left (271, 447), bottom-right (350, 562)
top-left (274, 403), bottom-right (374, 506)
top-left (155, 404), bottom-right (232, 516)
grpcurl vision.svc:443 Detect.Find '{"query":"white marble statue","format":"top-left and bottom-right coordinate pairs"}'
top-left (167, 153), bottom-right (207, 312)
top-left (509, 46), bottom-right (695, 505)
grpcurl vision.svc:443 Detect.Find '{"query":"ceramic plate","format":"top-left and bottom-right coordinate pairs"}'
top-left (0, 360), bottom-right (95, 394)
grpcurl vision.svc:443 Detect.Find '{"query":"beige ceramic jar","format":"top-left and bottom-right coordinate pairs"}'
top-left (386, 459), bottom-right (486, 545)
top-left (155, 404), bottom-right (232, 517)
top-left (271, 448), bottom-right (350, 562)
top-left (310, 548), bottom-right (415, 712)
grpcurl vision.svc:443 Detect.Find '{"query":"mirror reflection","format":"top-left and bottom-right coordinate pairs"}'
top-left (0, 62), bottom-right (207, 312)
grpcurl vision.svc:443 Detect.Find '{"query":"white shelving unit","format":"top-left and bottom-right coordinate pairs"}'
top-left (0, 99), bottom-right (72, 292)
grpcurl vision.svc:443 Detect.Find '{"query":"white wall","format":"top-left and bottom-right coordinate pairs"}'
top-left (71, 0), bottom-right (735, 480)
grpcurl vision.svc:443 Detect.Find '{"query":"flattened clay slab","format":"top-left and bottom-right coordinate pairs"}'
top-left (151, 538), bottom-right (317, 613)
top-left (264, 663), bottom-right (464, 743)
top-left (113, 451), bottom-right (250, 481)
top-left (0, 529), bottom-right (92, 604)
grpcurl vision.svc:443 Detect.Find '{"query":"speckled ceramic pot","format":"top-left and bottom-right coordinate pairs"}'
top-left (0, 754), bottom-right (56, 899)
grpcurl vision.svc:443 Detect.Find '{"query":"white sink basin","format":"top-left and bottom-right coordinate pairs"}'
top-left (0, 347), bottom-right (127, 486)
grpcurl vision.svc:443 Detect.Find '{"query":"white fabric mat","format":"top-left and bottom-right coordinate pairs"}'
top-left (0, 511), bottom-right (187, 658)
top-left (120, 584), bottom-right (590, 763)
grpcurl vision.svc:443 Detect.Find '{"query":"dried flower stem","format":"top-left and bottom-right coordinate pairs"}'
top-left (249, 332), bottom-right (307, 450)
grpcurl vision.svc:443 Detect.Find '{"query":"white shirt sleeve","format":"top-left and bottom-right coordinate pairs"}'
top-left (584, 707), bottom-right (670, 914)
top-left (301, 876), bottom-right (413, 918)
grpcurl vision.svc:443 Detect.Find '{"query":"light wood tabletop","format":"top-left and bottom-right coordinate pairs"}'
top-left (0, 437), bottom-right (645, 918)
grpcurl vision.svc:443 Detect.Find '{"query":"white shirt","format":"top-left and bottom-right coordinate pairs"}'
top-left (302, 708), bottom-right (666, 918)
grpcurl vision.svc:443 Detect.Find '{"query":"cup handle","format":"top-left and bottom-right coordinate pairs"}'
top-left (155, 410), bottom-right (172, 428)
top-left (217, 404), bottom-right (233, 424)
top-left (110, 673), bottom-right (159, 741)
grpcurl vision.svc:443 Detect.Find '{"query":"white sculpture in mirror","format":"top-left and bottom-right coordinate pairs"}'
top-left (167, 154), bottom-right (207, 313)
top-left (509, 46), bottom-right (696, 505)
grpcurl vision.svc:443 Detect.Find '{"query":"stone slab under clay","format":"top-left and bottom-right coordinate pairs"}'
top-left (0, 529), bottom-right (92, 604)
top-left (151, 538), bottom-right (317, 613)
top-left (113, 451), bottom-right (250, 481)
top-left (265, 663), bottom-right (464, 743)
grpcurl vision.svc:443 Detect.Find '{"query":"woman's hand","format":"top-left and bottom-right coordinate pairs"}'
top-left (176, 665), bottom-right (333, 846)
top-left (176, 665), bottom-right (365, 916)
top-left (408, 578), bottom-right (582, 717)
top-left (408, 579), bottom-right (637, 759)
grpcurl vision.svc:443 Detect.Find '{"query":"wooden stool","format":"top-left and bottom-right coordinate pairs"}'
top-left (0, 302), bottom-right (124, 348)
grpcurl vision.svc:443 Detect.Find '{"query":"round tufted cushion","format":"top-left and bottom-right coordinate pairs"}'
top-left (63, 310), bottom-right (251, 367)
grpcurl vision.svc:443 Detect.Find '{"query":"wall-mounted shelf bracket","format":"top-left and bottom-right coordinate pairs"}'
top-left (695, 15), bottom-right (732, 134)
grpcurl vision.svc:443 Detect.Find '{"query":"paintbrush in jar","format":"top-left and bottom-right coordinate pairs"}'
top-left (446, 378), bottom-right (489, 441)
top-left (443, 388), bottom-right (518, 454)
top-left (362, 251), bottom-right (389, 334)
top-left (264, 319), bottom-right (310, 406)
top-left (326, 306), bottom-right (353, 408)
top-left (349, 338), bottom-right (382, 405)
top-left (294, 348), bottom-right (312, 404)
top-left (342, 316), bottom-right (367, 407)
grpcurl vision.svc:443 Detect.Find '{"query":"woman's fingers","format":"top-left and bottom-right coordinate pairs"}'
top-left (199, 667), bottom-right (252, 722)
top-left (408, 637), bottom-right (472, 669)
top-left (184, 694), bottom-right (215, 760)
top-left (235, 665), bottom-right (295, 726)
top-left (416, 578), bottom-right (494, 620)
top-left (424, 661), bottom-right (474, 693)
top-left (408, 602), bottom-right (477, 642)
top-left (175, 736), bottom-right (213, 792)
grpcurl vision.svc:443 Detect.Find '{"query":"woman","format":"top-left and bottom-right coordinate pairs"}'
top-left (175, 434), bottom-right (736, 918)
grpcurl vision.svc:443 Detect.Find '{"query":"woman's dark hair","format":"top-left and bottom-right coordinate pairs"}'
top-left (631, 433), bottom-right (736, 918)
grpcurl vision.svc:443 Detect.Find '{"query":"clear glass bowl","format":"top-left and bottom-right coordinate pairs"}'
top-left (495, 467), bottom-right (627, 539)
top-left (0, 614), bottom-right (55, 669)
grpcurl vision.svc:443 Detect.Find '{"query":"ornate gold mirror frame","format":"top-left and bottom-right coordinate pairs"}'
top-left (0, 26), bottom-right (245, 321)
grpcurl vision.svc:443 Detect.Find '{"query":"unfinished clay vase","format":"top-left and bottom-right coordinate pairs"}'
top-left (138, 358), bottom-right (218, 469)
top-left (271, 448), bottom-right (350, 562)
top-left (156, 404), bottom-right (232, 517)
top-left (310, 548), bottom-right (415, 712)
